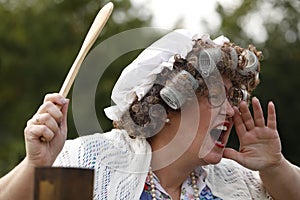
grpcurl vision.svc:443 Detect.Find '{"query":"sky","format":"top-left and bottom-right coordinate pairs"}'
top-left (129, 0), bottom-right (288, 44)
top-left (130, 0), bottom-right (243, 35)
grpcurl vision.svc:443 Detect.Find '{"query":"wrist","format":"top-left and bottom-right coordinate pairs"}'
top-left (22, 157), bottom-right (38, 171)
top-left (259, 154), bottom-right (286, 176)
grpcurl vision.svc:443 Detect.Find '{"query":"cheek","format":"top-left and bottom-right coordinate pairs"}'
top-left (198, 116), bottom-right (210, 137)
top-left (198, 104), bottom-right (215, 134)
top-left (182, 96), bottom-right (217, 146)
top-left (189, 106), bottom-right (214, 148)
top-left (195, 104), bottom-right (223, 145)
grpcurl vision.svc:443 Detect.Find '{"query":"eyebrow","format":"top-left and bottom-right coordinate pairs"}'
top-left (224, 82), bottom-right (233, 93)
top-left (223, 85), bottom-right (229, 94)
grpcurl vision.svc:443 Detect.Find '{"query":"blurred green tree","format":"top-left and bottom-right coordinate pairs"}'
top-left (0, 0), bottom-right (151, 175)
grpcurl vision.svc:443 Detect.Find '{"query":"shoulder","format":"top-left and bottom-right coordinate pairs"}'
top-left (65, 129), bottom-right (150, 154)
top-left (54, 129), bottom-right (151, 170)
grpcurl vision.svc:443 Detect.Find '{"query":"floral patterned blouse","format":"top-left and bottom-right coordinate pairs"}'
top-left (140, 166), bottom-right (222, 200)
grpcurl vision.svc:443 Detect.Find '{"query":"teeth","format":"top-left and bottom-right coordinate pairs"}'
top-left (215, 125), bottom-right (227, 131)
top-left (215, 140), bottom-right (225, 148)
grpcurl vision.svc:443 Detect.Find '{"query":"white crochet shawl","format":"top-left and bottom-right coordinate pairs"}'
top-left (53, 129), bottom-right (272, 200)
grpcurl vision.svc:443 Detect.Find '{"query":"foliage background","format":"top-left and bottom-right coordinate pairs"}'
top-left (0, 0), bottom-right (299, 176)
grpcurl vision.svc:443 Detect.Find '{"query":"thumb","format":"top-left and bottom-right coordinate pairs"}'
top-left (223, 148), bottom-right (244, 163)
top-left (60, 99), bottom-right (69, 134)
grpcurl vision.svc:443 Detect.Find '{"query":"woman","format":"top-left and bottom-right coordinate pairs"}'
top-left (1, 29), bottom-right (300, 200)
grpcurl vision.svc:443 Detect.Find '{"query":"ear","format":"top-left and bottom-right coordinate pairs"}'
top-left (165, 109), bottom-right (182, 124)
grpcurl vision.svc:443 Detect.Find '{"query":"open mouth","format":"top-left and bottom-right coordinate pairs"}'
top-left (210, 124), bottom-right (228, 148)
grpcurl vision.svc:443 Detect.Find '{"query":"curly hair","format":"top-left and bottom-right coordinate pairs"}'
top-left (113, 38), bottom-right (263, 138)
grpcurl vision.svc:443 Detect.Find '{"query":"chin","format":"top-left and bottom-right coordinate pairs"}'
top-left (202, 152), bottom-right (223, 165)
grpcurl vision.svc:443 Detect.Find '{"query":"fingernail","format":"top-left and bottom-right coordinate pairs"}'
top-left (60, 98), bottom-right (67, 104)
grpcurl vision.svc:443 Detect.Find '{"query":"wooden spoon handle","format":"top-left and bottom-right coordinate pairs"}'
top-left (59, 2), bottom-right (114, 97)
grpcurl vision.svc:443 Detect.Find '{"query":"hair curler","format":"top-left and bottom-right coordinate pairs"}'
top-left (160, 70), bottom-right (198, 109)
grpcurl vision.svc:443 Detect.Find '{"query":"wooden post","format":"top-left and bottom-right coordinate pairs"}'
top-left (34, 167), bottom-right (94, 200)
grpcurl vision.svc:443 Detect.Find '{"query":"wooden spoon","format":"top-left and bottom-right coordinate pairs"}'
top-left (40, 2), bottom-right (113, 142)
top-left (59, 2), bottom-right (114, 97)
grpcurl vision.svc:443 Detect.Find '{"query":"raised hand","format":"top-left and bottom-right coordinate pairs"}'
top-left (24, 93), bottom-right (69, 166)
top-left (223, 97), bottom-right (283, 171)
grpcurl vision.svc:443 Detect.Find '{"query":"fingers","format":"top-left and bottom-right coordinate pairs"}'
top-left (24, 125), bottom-right (55, 142)
top-left (233, 106), bottom-right (247, 136)
top-left (223, 148), bottom-right (244, 165)
top-left (267, 101), bottom-right (277, 130)
top-left (237, 100), bottom-right (255, 130)
top-left (37, 93), bottom-right (68, 123)
top-left (59, 99), bottom-right (69, 134)
top-left (44, 93), bottom-right (68, 106)
top-left (234, 97), bottom-right (278, 133)
top-left (28, 113), bottom-right (60, 134)
top-left (25, 93), bottom-right (69, 142)
top-left (36, 101), bottom-right (63, 125)
top-left (252, 97), bottom-right (265, 127)
top-left (236, 97), bottom-right (267, 130)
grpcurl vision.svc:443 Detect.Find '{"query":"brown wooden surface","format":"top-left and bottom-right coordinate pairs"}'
top-left (34, 167), bottom-right (94, 200)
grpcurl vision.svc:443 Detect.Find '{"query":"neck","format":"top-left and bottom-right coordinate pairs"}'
top-left (147, 110), bottom-right (206, 198)
top-left (150, 160), bottom-right (201, 200)
top-left (151, 153), bottom-right (202, 192)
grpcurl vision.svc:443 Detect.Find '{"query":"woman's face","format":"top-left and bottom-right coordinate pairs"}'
top-left (149, 76), bottom-right (236, 169)
top-left (183, 76), bottom-right (235, 165)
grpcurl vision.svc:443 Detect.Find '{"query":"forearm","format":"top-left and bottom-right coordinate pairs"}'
top-left (0, 93), bottom-right (68, 200)
top-left (0, 157), bottom-right (35, 200)
top-left (260, 156), bottom-right (300, 199)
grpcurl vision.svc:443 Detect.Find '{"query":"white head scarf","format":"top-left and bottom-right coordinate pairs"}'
top-left (104, 29), bottom-right (229, 121)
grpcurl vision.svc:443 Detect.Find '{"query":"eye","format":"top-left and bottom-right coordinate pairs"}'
top-left (206, 81), bottom-right (226, 107)
top-left (208, 93), bottom-right (219, 101)
top-left (208, 92), bottom-right (225, 107)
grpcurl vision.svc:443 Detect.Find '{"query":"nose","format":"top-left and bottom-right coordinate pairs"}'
top-left (221, 98), bottom-right (235, 117)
